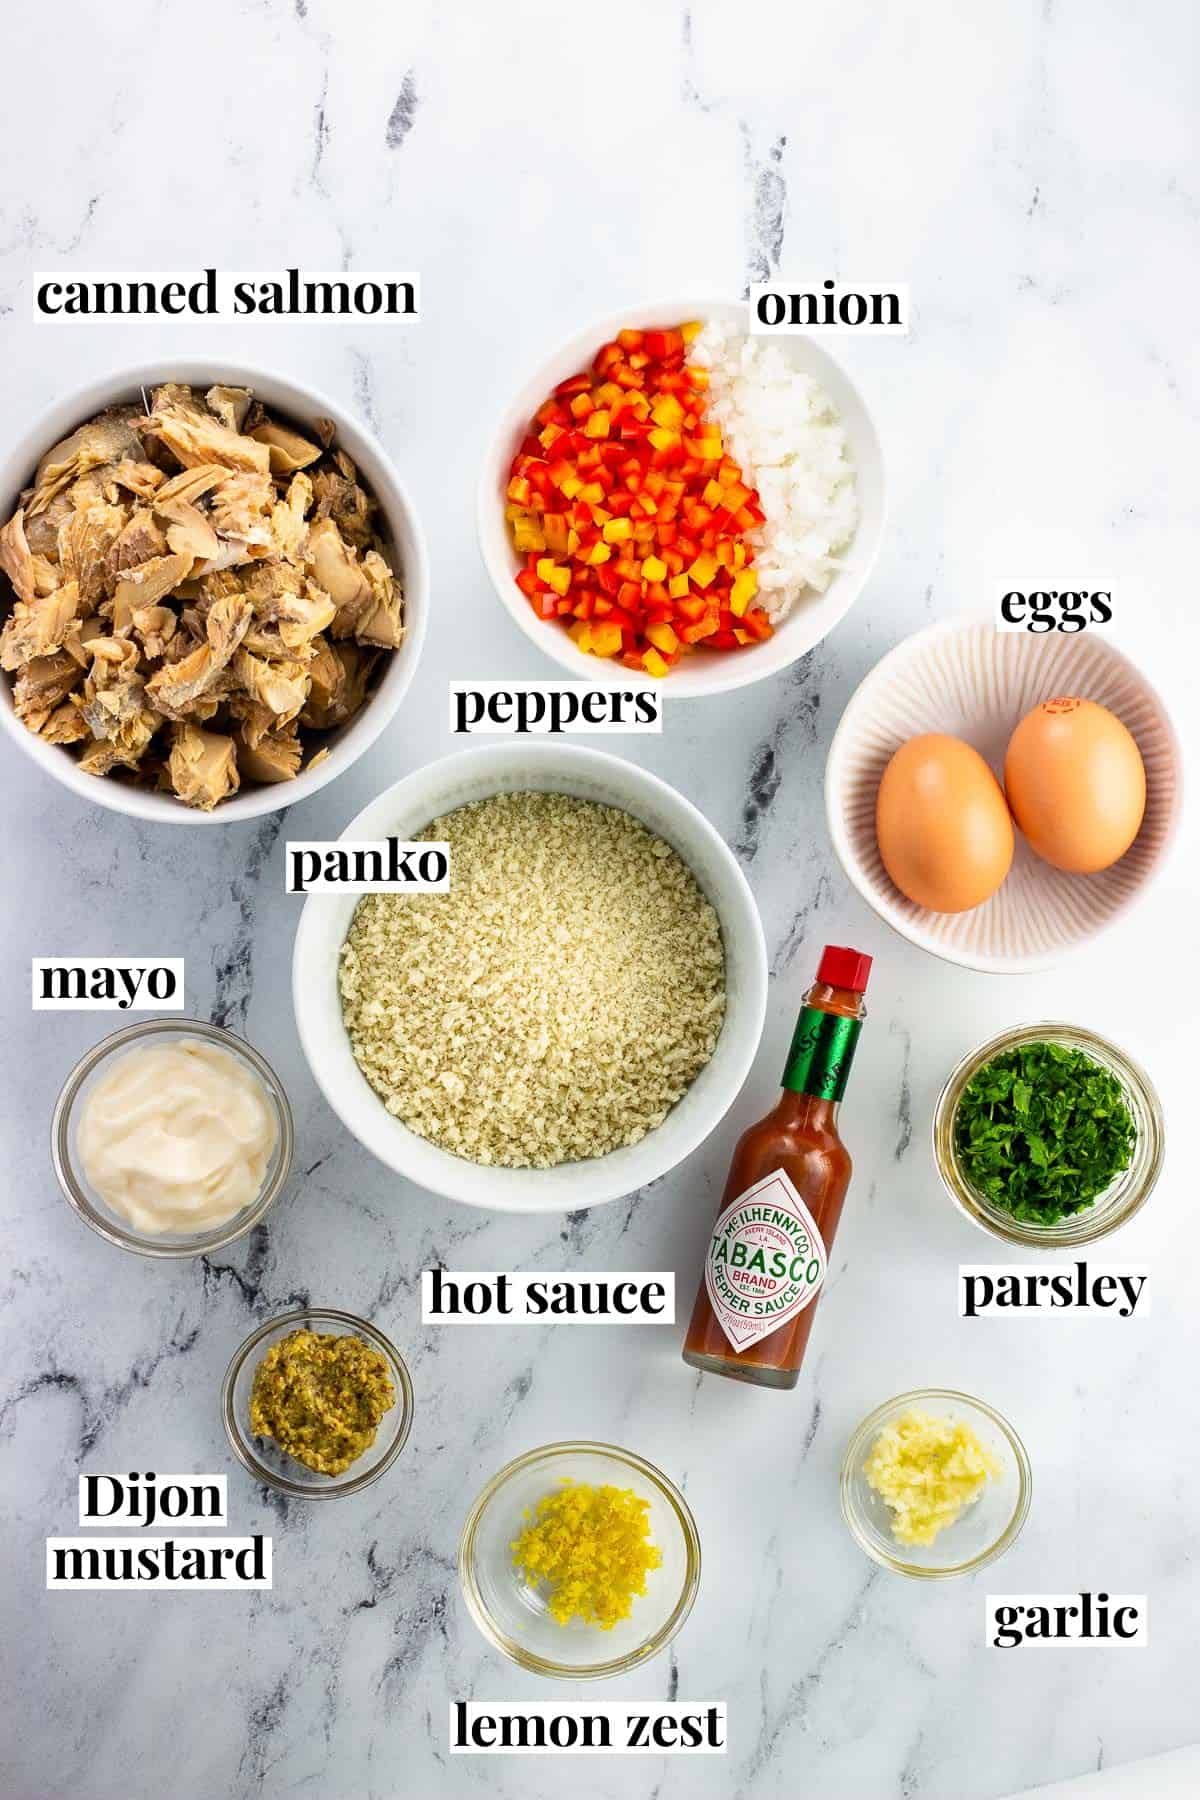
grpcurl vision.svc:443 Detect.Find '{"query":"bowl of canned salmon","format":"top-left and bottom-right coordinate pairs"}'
top-left (292, 742), bottom-right (768, 1211)
top-left (477, 298), bottom-right (885, 698)
top-left (0, 361), bottom-right (429, 823)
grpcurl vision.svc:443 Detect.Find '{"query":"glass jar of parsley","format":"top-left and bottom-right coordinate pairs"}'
top-left (933, 1024), bottom-right (1164, 1247)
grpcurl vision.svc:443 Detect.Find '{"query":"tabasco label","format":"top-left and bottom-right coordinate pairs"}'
top-left (703, 1168), bottom-right (828, 1353)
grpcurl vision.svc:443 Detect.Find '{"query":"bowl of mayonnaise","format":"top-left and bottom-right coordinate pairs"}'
top-left (51, 1018), bottom-right (294, 1257)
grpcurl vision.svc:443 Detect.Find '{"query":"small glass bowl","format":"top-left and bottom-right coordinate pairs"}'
top-left (933, 1021), bottom-right (1164, 1249)
top-left (841, 1389), bottom-right (1031, 1579)
top-left (222, 1308), bottom-right (414, 1499)
top-left (51, 1017), bottom-right (294, 1258)
top-left (458, 1441), bottom-right (701, 1680)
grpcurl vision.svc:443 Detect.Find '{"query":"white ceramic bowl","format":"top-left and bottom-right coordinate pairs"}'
top-left (0, 360), bottom-right (429, 825)
top-left (477, 298), bottom-right (885, 699)
top-left (826, 615), bottom-right (1181, 972)
top-left (292, 743), bottom-right (768, 1211)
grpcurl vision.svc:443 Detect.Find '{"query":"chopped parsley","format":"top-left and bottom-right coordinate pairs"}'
top-left (954, 1041), bottom-right (1136, 1226)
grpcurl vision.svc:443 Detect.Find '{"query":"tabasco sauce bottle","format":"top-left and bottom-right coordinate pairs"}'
top-left (682, 945), bottom-right (872, 1390)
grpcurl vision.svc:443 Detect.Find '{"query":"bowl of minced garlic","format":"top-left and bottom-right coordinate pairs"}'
top-left (841, 1390), bottom-right (1031, 1578)
top-left (458, 1442), bottom-right (701, 1677)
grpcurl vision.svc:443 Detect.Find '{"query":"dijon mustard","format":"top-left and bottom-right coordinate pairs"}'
top-left (249, 1329), bottom-right (395, 1476)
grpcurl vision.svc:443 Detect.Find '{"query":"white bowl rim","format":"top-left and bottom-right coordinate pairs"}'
top-left (476, 293), bottom-right (886, 700)
top-left (0, 357), bottom-right (430, 825)
top-left (292, 741), bottom-right (768, 1211)
top-left (825, 610), bottom-right (1184, 974)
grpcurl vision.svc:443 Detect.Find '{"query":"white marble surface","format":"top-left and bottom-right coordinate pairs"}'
top-left (1, 3), bottom-right (1198, 1797)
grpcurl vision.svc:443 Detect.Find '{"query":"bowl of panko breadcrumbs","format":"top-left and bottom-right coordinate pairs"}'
top-left (291, 743), bottom-right (767, 1211)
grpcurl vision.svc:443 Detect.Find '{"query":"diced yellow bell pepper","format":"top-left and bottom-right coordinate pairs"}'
top-left (590, 621), bottom-right (623, 657)
top-left (729, 568), bottom-right (758, 616)
top-left (642, 647), bottom-right (670, 677)
top-left (650, 393), bottom-right (685, 430)
top-left (603, 517), bottom-right (633, 543)
top-left (680, 320), bottom-right (703, 343)
top-left (583, 409), bottom-right (610, 438)
top-left (585, 541), bottom-right (611, 565)
top-left (689, 551), bottom-right (719, 589)
top-left (543, 514), bottom-right (569, 554)
top-left (641, 554), bottom-right (668, 583)
top-left (569, 621), bottom-right (593, 652)
top-left (668, 573), bottom-right (690, 599)
top-left (646, 621), bottom-right (679, 654)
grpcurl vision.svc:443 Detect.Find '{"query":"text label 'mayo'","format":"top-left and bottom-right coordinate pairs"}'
top-left (32, 957), bottom-right (184, 1011)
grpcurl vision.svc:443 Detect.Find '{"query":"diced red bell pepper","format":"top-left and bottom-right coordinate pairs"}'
top-left (506, 323), bottom-right (769, 676)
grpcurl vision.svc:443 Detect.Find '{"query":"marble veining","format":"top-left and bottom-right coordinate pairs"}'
top-left (1, 1), bottom-right (1197, 1797)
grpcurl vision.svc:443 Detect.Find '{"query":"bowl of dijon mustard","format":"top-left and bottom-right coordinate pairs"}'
top-left (222, 1308), bottom-right (414, 1499)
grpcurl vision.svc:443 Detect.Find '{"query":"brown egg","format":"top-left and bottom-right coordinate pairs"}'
top-left (875, 734), bottom-right (1014, 913)
top-left (1004, 697), bottom-right (1146, 873)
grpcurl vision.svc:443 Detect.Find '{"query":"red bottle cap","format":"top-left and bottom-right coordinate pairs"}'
top-left (817, 945), bottom-right (873, 993)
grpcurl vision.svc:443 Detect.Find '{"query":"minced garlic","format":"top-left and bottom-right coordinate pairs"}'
top-left (863, 1409), bottom-right (1002, 1547)
top-left (510, 1480), bottom-right (662, 1628)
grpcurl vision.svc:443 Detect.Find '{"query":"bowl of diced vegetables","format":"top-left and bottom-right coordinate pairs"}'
top-left (478, 298), bottom-right (885, 699)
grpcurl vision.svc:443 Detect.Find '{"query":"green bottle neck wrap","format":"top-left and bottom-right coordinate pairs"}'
top-left (781, 1006), bottom-right (862, 1102)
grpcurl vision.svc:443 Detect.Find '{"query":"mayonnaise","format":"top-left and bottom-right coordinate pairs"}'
top-left (77, 1039), bottom-right (278, 1235)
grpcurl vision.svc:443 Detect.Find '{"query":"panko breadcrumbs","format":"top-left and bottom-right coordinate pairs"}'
top-left (338, 791), bottom-right (726, 1168)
